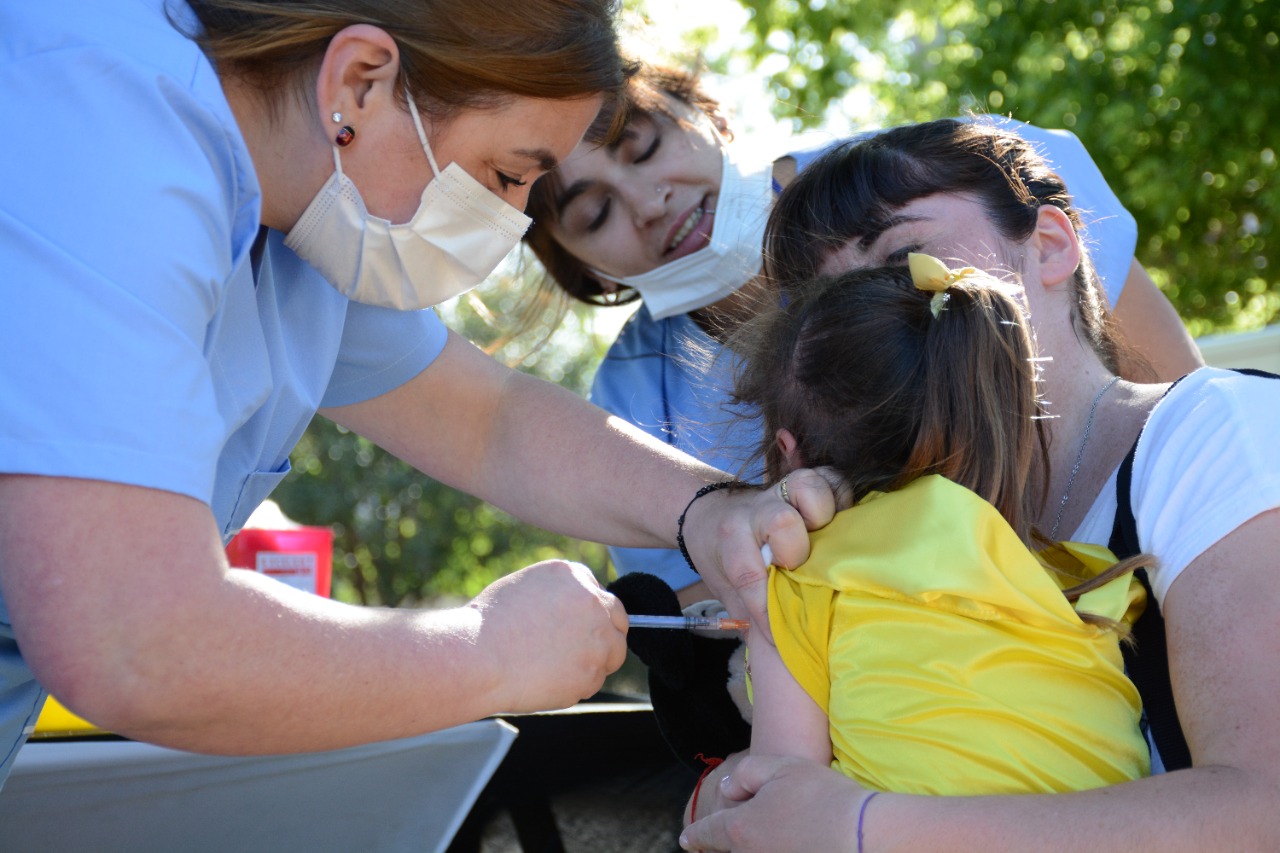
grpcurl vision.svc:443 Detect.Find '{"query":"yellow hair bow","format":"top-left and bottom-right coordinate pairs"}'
top-left (908, 252), bottom-right (979, 318)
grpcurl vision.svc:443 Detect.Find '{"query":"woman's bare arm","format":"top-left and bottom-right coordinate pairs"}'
top-left (1112, 260), bottom-right (1204, 382)
top-left (0, 475), bottom-right (628, 753)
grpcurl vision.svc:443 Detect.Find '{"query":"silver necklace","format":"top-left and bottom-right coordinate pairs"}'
top-left (1048, 375), bottom-right (1121, 540)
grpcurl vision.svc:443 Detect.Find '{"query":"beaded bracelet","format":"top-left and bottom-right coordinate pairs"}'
top-left (675, 481), bottom-right (739, 575)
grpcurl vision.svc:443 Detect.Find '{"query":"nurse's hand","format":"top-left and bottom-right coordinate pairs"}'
top-left (680, 468), bottom-right (844, 639)
top-left (680, 754), bottom-right (865, 853)
top-left (467, 559), bottom-right (628, 713)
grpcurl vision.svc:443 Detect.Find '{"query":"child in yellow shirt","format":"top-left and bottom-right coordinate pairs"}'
top-left (733, 255), bottom-right (1150, 796)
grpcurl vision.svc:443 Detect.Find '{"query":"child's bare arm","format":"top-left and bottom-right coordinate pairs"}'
top-left (746, 630), bottom-right (833, 764)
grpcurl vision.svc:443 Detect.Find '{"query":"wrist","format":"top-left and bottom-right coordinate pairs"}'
top-left (675, 480), bottom-right (743, 575)
top-left (856, 791), bottom-right (881, 853)
top-left (437, 605), bottom-right (508, 714)
top-left (686, 754), bottom-right (727, 825)
top-left (854, 791), bottom-right (922, 853)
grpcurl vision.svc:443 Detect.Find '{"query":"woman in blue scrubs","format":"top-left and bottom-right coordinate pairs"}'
top-left (0, 1), bottom-right (831, 786)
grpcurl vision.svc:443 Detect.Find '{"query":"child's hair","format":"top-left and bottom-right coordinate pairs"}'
top-left (731, 263), bottom-right (1046, 542)
top-left (730, 263), bottom-right (1152, 626)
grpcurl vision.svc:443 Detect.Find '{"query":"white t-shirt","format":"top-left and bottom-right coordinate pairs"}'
top-left (1073, 368), bottom-right (1280, 606)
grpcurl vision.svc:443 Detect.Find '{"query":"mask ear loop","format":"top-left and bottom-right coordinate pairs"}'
top-left (405, 86), bottom-right (443, 179)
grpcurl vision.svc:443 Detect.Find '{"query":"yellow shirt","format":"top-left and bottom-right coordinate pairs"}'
top-left (768, 475), bottom-right (1150, 795)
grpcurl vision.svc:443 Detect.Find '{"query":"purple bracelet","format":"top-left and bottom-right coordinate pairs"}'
top-left (856, 791), bottom-right (880, 853)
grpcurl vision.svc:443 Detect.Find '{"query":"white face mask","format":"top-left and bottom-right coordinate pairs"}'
top-left (285, 91), bottom-right (532, 310)
top-left (589, 143), bottom-right (775, 321)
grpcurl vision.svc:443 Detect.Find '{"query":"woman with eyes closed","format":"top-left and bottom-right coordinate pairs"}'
top-left (523, 62), bottom-right (1204, 607)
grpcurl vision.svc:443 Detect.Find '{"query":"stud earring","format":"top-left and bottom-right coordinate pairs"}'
top-left (330, 111), bottom-right (355, 147)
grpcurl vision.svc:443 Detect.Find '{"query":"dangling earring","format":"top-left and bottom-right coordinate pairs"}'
top-left (331, 111), bottom-right (355, 147)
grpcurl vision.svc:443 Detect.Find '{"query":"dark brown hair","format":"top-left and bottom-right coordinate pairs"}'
top-left (183, 0), bottom-right (633, 123)
top-left (764, 118), bottom-right (1125, 374)
top-left (732, 265), bottom-right (1046, 540)
top-left (522, 61), bottom-right (727, 310)
top-left (731, 264), bottom-right (1150, 623)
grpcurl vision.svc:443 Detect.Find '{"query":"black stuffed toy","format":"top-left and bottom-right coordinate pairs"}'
top-left (607, 572), bottom-right (751, 773)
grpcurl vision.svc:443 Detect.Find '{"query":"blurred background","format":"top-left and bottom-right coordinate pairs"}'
top-left (272, 0), bottom-right (1276, 622)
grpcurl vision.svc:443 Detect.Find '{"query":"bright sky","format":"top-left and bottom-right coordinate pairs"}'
top-left (622, 0), bottom-right (789, 159)
top-left (625, 0), bottom-right (879, 157)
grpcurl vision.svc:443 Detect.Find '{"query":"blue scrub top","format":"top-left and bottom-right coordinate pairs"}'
top-left (0, 0), bottom-right (448, 785)
top-left (594, 118), bottom-right (1138, 591)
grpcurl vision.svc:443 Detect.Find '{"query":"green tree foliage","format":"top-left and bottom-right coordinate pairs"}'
top-left (736, 0), bottom-right (1277, 335)
top-left (270, 273), bottom-right (615, 606)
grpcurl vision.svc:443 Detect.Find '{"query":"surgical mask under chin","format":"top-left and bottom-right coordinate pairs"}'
top-left (590, 145), bottom-right (775, 321)
top-left (285, 94), bottom-right (532, 310)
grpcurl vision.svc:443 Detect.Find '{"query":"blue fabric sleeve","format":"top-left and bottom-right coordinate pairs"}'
top-left (0, 0), bottom-right (252, 790)
top-left (321, 304), bottom-right (449, 409)
top-left (607, 545), bottom-right (698, 592)
top-left (0, 34), bottom-right (253, 503)
top-left (590, 315), bottom-right (703, 589)
top-left (591, 309), bottom-right (762, 591)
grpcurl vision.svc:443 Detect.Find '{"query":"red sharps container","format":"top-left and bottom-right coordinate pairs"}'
top-left (225, 501), bottom-right (333, 598)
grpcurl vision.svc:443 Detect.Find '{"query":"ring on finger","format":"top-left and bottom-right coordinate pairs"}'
top-left (778, 477), bottom-right (791, 506)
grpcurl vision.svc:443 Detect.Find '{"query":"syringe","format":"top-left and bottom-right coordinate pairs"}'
top-left (627, 614), bottom-right (750, 631)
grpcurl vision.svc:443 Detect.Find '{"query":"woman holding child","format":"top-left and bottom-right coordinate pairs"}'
top-left (681, 121), bottom-right (1280, 851)
top-left (737, 254), bottom-right (1153, 800)
top-left (528, 66), bottom-right (1280, 850)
